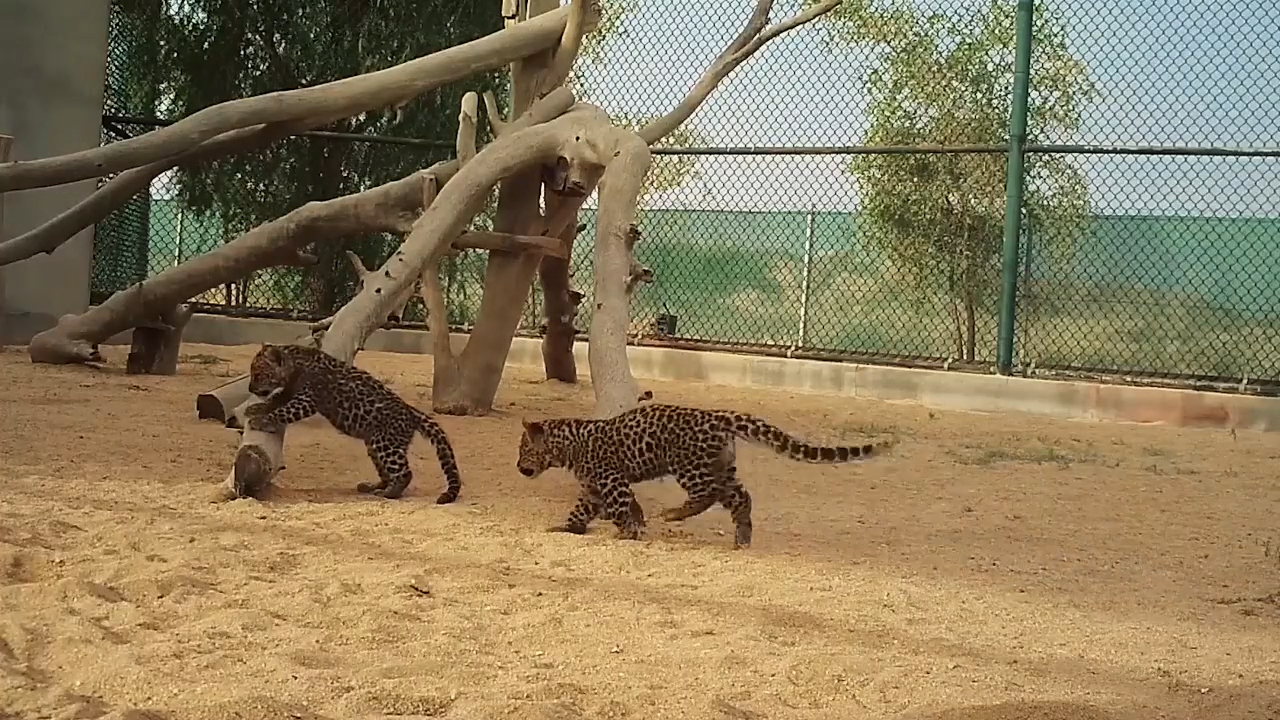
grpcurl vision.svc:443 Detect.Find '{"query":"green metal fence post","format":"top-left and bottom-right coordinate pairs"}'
top-left (996, 0), bottom-right (1034, 374)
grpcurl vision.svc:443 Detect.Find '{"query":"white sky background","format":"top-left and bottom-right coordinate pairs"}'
top-left (576, 0), bottom-right (1280, 217)
top-left (150, 0), bottom-right (1280, 218)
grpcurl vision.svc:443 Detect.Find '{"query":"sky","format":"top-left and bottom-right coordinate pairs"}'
top-left (574, 0), bottom-right (1280, 217)
top-left (144, 0), bottom-right (1278, 219)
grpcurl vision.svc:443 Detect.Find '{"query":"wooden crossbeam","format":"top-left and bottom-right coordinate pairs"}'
top-left (453, 230), bottom-right (567, 258)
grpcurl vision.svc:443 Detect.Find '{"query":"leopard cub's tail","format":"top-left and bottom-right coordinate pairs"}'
top-left (412, 408), bottom-right (463, 504)
top-left (723, 413), bottom-right (894, 464)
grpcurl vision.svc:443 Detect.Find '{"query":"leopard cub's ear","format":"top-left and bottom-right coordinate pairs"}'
top-left (521, 419), bottom-right (546, 441)
top-left (259, 344), bottom-right (283, 363)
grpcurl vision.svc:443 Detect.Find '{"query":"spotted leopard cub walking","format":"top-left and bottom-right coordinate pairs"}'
top-left (516, 402), bottom-right (892, 549)
top-left (243, 343), bottom-right (462, 503)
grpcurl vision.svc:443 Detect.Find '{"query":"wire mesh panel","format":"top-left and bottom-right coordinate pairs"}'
top-left (92, 0), bottom-right (1280, 386)
top-left (1019, 154), bottom-right (1280, 382)
top-left (1017, 0), bottom-right (1280, 383)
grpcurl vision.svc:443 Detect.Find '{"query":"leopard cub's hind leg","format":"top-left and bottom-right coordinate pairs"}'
top-left (661, 466), bottom-right (721, 522)
top-left (662, 442), bottom-right (733, 523)
top-left (359, 430), bottom-right (414, 499)
top-left (717, 462), bottom-right (753, 549)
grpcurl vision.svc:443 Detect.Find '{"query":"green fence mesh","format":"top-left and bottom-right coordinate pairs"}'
top-left (93, 0), bottom-right (1280, 387)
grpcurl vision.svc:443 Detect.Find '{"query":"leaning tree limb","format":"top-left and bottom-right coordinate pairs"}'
top-left (26, 170), bottom-right (431, 365)
top-left (0, 120), bottom-right (308, 268)
top-left (0, 3), bottom-right (593, 193)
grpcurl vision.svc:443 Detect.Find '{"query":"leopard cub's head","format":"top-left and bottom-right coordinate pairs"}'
top-left (248, 343), bottom-right (297, 398)
top-left (516, 419), bottom-right (559, 478)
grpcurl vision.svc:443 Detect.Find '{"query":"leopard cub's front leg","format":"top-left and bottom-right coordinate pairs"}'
top-left (596, 472), bottom-right (645, 541)
top-left (245, 393), bottom-right (319, 434)
top-left (549, 484), bottom-right (604, 534)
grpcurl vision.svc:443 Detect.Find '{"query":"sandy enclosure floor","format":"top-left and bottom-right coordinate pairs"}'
top-left (0, 343), bottom-right (1278, 720)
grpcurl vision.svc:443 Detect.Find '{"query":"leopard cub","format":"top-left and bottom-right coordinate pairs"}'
top-left (516, 402), bottom-right (893, 548)
top-left (243, 343), bottom-right (462, 503)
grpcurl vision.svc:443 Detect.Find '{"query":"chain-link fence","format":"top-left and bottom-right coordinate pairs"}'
top-left (93, 0), bottom-right (1280, 389)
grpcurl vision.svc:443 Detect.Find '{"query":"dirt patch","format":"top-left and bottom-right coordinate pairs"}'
top-left (0, 342), bottom-right (1277, 719)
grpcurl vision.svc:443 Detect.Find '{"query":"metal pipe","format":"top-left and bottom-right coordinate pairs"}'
top-left (796, 206), bottom-right (815, 348)
top-left (995, 0), bottom-right (1034, 375)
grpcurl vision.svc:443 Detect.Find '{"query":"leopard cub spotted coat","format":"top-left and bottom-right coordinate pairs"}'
top-left (516, 402), bottom-right (892, 548)
top-left (243, 343), bottom-right (462, 503)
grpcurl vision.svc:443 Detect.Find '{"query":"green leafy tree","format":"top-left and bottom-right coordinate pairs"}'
top-left (818, 0), bottom-right (1095, 360)
top-left (112, 0), bottom-right (504, 315)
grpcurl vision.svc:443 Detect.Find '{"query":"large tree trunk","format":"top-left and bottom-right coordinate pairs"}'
top-left (430, 0), bottom-right (561, 415)
top-left (125, 303), bottom-right (194, 375)
top-left (538, 238), bottom-right (580, 382)
top-left (587, 133), bottom-right (652, 417)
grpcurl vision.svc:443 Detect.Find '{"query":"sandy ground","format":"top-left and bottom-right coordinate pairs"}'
top-left (0, 342), bottom-right (1278, 720)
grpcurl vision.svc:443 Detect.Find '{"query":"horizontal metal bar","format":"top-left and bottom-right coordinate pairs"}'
top-left (655, 143), bottom-right (1280, 158)
top-left (1026, 143), bottom-right (1280, 158)
top-left (652, 144), bottom-right (1009, 155)
top-left (103, 115), bottom-right (1280, 158)
top-left (100, 114), bottom-right (454, 150)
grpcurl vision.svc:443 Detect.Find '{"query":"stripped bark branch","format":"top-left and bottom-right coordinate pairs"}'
top-left (0, 5), bottom-right (582, 193)
top-left (0, 121), bottom-right (306, 267)
top-left (638, 0), bottom-right (841, 144)
top-left (27, 168), bottom-right (437, 365)
top-left (537, 0), bottom-right (593, 97)
top-left (482, 91), bottom-right (508, 137)
top-left (456, 92), bottom-right (479, 166)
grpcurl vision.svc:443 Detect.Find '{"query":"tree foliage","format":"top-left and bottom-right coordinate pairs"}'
top-left (818, 0), bottom-right (1096, 359)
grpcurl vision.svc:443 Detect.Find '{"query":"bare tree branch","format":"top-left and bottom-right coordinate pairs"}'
top-left (0, 5), bottom-right (581, 193)
top-left (482, 91), bottom-right (509, 137)
top-left (0, 121), bottom-right (306, 268)
top-left (638, 0), bottom-right (840, 144)
top-left (537, 0), bottom-right (592, 97)
top-left (27, 169), bottom-right (436, 364)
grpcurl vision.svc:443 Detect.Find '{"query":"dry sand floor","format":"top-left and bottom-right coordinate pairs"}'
top-left (0, 343), bottom-right (1277, 720)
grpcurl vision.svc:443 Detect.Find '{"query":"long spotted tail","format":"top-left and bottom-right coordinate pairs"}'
top-left (413, 409), bottom-right (463, 504)
top-left (723, 413), bottom-right (893, 463)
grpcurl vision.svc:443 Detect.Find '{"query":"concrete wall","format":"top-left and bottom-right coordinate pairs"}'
top-left (106, 313), bottom-right (1280, 433)
top-left (0, 0), bottom-right (111, 343)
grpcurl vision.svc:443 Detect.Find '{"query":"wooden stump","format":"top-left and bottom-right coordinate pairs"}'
top-left (125, 304), bottom-right (194, 375)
